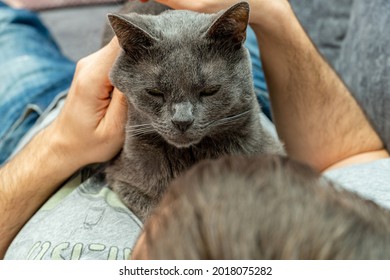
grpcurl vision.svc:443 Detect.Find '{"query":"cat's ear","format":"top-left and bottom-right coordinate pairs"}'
top-left (205, 2), bottom-right (249, 49)
top-left (108, 13), bottom-right (157, 57)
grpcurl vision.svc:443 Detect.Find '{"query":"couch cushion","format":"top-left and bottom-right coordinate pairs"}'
top-left (291, 0), bottom-right (353, 66)
top-left (336, 0), bottom-right (390, 149)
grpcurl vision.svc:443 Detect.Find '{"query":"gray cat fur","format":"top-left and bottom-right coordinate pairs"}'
top-left (104, 2), bottom-right (284, 221)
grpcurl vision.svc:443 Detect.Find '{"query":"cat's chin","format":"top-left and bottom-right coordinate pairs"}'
top-left (164, 135), bottom-right (201, 149)
top-left (172, 142), bottom-right (197, 149)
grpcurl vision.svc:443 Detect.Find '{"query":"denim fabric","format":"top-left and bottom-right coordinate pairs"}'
top-left (245, 27), bottom-right (271, 120)
top-left (0, 2), bottom-right (76, 164)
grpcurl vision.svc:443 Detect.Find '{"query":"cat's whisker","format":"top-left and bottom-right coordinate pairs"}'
top-left (128, 128), bottom-right (154, 133)
top-left (131, 132), bottom-right (155, 137)
top-left (127, 125), bottom-right (156, 137)
top-left (151, 134), bottom-right (162, 143)
top-left (128, 126), bottom-right (153, 131)
top-left (127, 124), bottom-right (153, 129)
top-left (207, 110), bottom-right (253, 128)
top-left (129, 128), bottom-right (154, 133)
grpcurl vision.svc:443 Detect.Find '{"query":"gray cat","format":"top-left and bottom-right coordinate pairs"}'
top-left (105, 2), bottom-right (284, 221)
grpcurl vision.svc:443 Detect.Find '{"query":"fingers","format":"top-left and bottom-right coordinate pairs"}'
top-left (94, 36), bottom-right (121, 71)
top-left (76, 36), bottom-right (121, 92)
top-left (104, 88), bottom-right (128, 132)
top-left (153, 0), bottom-right (240, 14)
top-left (86, 36), bottom-right (120, 65)
top-left (95, 88), bottom-right (127, 161)
top-left (154, 0), bottom-right (193, 10)
top-left (76, 36), bottom-right (120, 72)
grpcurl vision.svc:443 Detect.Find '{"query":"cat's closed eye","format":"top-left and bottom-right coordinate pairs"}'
top-left (200, 85), bottom-right (221, 98)
top-left (146, 88), bottom-right (165, 100)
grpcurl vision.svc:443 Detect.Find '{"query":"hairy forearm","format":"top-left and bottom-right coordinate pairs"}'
top-left (250, 2), bottom-right (384, 171)
top-left (0, 125), bottom-right (79, 259)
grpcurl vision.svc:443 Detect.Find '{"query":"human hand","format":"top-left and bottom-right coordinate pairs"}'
top-left (154, 0), bottom-right (240, 13)
top-left (153, 0), bottom-right (290, 24)
top-left (51, 37), bottom-right (127, 168)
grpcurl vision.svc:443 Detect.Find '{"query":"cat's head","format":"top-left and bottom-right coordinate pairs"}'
top-left (109, 2), bottom-right (256, 148)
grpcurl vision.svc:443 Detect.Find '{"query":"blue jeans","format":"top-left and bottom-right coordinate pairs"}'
top-left (0, 3), bottom-right (270, 165)
top-left (245, 27), bottom-right (271, 120)
top-left (0, 2), bottom-right (76, 165)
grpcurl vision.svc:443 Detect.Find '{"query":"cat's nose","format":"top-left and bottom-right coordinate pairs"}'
top-left (172, 119), bottom-right (194, 133)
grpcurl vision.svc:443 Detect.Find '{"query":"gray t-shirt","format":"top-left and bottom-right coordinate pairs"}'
top-left (324, 159), bottom-right (390, 209)
top-left (5, 173), bottom-right (142, 260)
